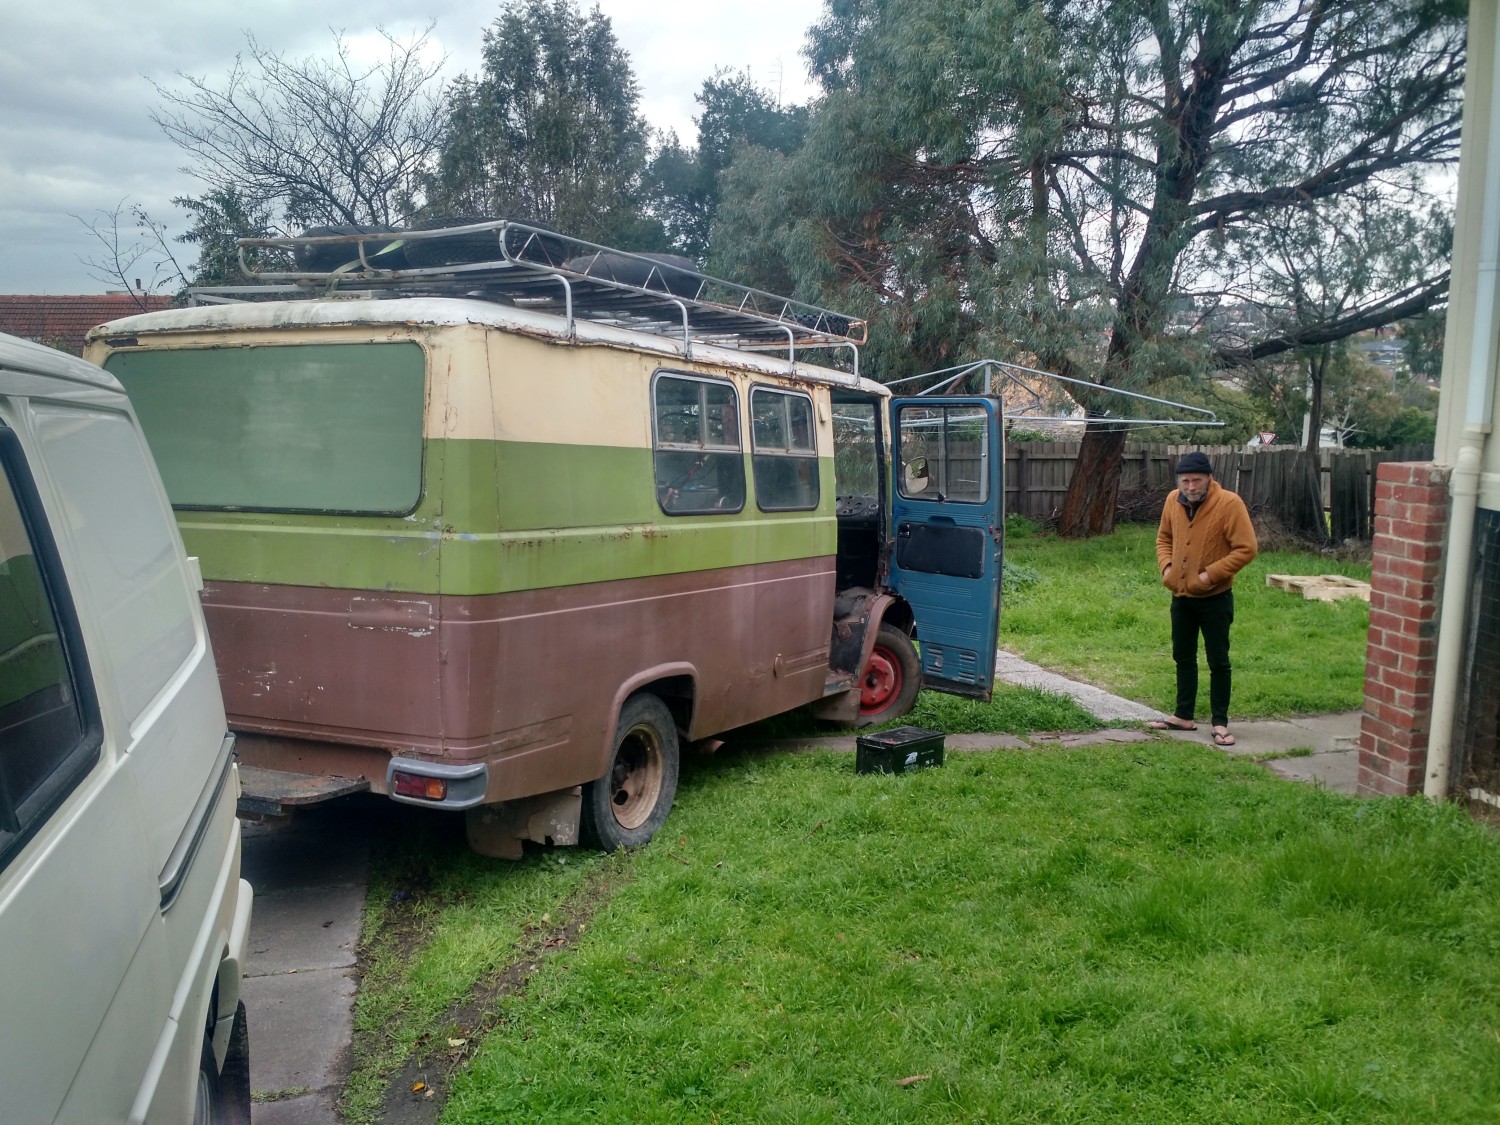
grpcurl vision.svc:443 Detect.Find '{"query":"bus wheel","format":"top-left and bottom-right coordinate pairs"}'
top-left (582, 693), bottom-right (680, 850)
top-left (856, 624), bottom-right (921, 727)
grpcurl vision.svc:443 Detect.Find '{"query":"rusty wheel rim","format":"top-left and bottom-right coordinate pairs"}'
top-left (860, 646), bottom-right (901, 713)
top-left (610, 723), bottom-right (665, 830)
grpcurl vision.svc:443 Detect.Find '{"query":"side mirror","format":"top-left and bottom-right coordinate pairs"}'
top-left (903, 456), bottom-right (930, 494)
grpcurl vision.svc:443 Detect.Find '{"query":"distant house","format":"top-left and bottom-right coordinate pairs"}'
top-left (0, 293), bottom-right (174, 356)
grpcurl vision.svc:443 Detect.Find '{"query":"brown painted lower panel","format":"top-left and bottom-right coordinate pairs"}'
top-left (204, 557), bottom-right (836, 802)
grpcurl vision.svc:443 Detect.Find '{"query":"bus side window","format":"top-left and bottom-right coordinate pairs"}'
top-left (652, 373), bottom-right (745, 514)
top-left (750, 386), bottom-right (819, 511)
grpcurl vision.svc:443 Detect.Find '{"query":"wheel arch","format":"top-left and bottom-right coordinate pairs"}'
top-left (602, 664), bottom-right (697, 769)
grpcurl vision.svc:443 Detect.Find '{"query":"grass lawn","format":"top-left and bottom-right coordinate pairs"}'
top-left (346, 744), bottom-right (1500, 1124)
top-left (1002, 522), bottom-right (1371, 719)
top-left (737, 681), bottom-right (1101, 741)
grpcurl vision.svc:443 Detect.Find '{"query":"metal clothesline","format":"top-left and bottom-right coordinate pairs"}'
top-left (886, 358), bottom-right (1224, 428)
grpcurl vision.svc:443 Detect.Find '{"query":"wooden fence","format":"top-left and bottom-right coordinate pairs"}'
top-left (1004, 442), bottom-right (1435, 540)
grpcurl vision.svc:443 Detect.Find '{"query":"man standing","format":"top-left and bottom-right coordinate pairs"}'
top-left (1150, 451), bottom-right (1259, 746)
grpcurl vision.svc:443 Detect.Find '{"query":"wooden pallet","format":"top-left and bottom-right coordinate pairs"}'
top-left (1266, 573), bottom-right (1371, 602)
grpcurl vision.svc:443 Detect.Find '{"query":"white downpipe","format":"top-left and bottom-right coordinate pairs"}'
top-left (1425, 438), bottom-right (1484, 799)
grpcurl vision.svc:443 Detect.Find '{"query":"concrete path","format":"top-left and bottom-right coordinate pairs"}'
top-left (994, 651), bottom-right (1364, 795)
top-left (239, 806), bottom-right (373, 1124)
top-left (751, 654), bottom-right (1365, 796)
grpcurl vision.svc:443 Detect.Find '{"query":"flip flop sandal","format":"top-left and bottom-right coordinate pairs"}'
top-left (1212, 728), bottom-right (1236, 746)
top-left (1147, 719), bottom-right (1197, 731)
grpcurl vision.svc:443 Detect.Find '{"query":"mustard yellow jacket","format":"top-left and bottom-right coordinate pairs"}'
top-left (1156, 479), bottom-right (1259, 597)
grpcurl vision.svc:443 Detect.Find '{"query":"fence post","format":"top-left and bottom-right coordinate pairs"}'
top-left (1016, 445), bottom-right (1029, 518)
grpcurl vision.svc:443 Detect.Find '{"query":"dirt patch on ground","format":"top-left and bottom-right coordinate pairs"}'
top-left (376, 864), bottom-right (625, 1124)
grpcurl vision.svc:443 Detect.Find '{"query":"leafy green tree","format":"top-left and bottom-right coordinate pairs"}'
top-left (424, 0), bottom-right (659, 246)
top-left (714, 0), bottom-right (1464, 535)
top-left (173, 188), bottom-right (290, 286)
top-left (646, 71), bottom-right (809, 259)
top-left (1400, 308), bottom-right (1447, 383)
top-left (1223, 190), bottom-right (1450, 456)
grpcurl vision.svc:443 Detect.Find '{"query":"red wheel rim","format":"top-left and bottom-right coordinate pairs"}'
top-left (860, 645), bottom-right (901, 712)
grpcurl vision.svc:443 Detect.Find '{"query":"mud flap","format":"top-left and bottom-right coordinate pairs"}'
top-left (466, 787), bottom-right (583, 859)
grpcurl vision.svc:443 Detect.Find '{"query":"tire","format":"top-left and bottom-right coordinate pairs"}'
top-left (192, 1035), bottom-right (223, 1125)
top-left (216, 1001), bottom-right (252, 1125)
top-left (854, 623), bottom-right (922, 727)
top-left (405, 215), bottom-right (570, 268)
top-left (561, 251), bottom-right (703, 297)
top-left (582, 693), bottom-right (680, 850)
top-left (293, 224), bottom-right (407, 272)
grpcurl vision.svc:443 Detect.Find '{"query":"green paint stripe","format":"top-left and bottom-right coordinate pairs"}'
top-left (184, 439), bottom-right (838, 594)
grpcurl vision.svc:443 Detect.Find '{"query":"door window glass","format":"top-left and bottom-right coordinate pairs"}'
top-left (652, 374), bottom-right (745, 514)
top-left (896, 404), bottom-right (990, 503)
top-left (0, 423), bottom-right (100, 870)
top-left (750, 387), bottom-right (819, 511)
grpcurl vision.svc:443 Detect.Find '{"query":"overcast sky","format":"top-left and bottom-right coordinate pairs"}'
top-left (0, 0), bottom-right (824, 294)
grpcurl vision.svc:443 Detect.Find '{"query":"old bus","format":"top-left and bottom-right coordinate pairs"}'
top-left (86, 223), bottom-right (1003, 857)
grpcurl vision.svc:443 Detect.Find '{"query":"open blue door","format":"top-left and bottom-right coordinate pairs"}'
top-left (887, 397), bottom-right (1004, 700)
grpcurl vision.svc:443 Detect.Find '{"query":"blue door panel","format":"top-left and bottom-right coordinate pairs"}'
top-left (887, 397), bottom-right (1004, 700)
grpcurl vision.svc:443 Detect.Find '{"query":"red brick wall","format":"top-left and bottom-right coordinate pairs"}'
top-left (1358, 462), bottom-right (1450, 796)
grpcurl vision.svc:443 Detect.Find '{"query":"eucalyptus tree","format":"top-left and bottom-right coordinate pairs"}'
top-left (424, 0), bottom-right (656, 246)
top-left (714, 0), bottom-right (1464, 535)
top-left (647, 71), bottom-right (810, 260)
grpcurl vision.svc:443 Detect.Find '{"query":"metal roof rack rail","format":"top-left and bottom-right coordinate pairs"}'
top-left (188, 220), bottom-right (866, 368)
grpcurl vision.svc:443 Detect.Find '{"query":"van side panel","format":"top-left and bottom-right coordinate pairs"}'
top-left (208, 554), bottom-right (833, 800)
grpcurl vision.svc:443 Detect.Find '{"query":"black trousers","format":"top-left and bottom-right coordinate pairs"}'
top-left (1170, 590), bottom-right (1234, 727)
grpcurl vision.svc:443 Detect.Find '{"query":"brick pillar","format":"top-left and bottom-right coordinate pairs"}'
top-left (1358, 462), bottom-right (1450, 796)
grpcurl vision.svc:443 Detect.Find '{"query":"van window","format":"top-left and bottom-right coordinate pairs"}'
top-left (895, 403), bottom-right (990, 503)
top-left (750, 387), bottom-right (819, 511)
top-left (106, 342), bottom-right (426, 515)
top-left (31, 407), bottom-right (198, 727)
top-left (0, 422), bottom-right (101, 871)
top-left (652, 373), bottom-right (745, 514)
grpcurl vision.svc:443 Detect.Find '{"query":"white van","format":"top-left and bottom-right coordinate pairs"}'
top-left (0, 333), bottom-right (252, 1122)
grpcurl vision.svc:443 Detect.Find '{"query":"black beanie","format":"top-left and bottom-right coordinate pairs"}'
top-left (1175, 451), bottom-right (1213, 475)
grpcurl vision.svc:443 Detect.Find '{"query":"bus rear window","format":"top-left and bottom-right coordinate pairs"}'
top-left (106, 342), bottom-right (426, 515)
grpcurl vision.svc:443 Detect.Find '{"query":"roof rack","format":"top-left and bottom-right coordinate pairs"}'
top-left (189, 220), bottom-right (866, 367)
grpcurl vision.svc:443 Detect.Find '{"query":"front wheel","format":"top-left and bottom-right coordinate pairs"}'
top-left (582, 693), bottom-right (680, 850)
top-left (854, 623), bottom-right (922, 727)
top-left (192, 1036), bottom-right (223, 1125)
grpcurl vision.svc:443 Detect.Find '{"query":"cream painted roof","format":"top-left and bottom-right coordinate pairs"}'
top-left (87, 297), bottom-right (889, 397)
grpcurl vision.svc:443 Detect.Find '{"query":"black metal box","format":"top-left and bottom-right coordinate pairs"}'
top-left (855, 726), bottom-right (945, 775)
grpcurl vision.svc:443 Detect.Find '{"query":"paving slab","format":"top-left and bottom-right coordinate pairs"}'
top-left (251, 1092), bottom-right (342, 1125)
top-left (1263, 749), bottom-right (1360, 794)
top-left (993, 651), bottom-right (1165, 722)
top-left (247, 882), bottom-right (365, 975)
top-left (945, 732), bottom-right (1032, 750)
top-left (243, 966), bottom-right (359, 1095)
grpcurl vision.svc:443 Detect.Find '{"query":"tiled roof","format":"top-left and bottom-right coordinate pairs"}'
top-left (0, 294), bottom-right (175, 356)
